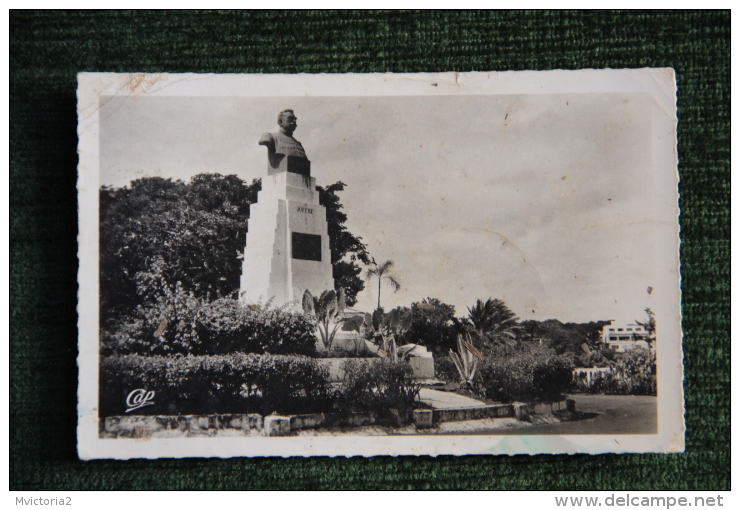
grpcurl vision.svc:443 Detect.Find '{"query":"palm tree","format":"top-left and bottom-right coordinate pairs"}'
top-left (467, 298), bottom-right (519, 338)
top-left (636, 307), bottom-right (656, 351)
top-left (365, 258), bottom-right (401, 311)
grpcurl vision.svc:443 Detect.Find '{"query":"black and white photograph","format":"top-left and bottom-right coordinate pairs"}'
top-left (77, 71), bottom-right (683, 458)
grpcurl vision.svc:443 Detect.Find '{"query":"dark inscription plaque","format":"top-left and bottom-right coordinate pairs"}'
top-left (292, 232), bottom-right (322, 261)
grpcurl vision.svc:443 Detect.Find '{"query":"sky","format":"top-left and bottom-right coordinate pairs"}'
top-left (99, 91), bottom-right (669, 324)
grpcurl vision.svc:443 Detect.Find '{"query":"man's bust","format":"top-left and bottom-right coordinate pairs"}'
top-left (259, 109), bottom-right (311, 176)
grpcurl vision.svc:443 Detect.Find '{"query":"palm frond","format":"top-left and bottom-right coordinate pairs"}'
top-left (467, 297), bottom-right (519, 337)
top-left (384, 274), bottom-right (401, 292)
top-left (378, 260), bottom-right (394, 273)
top-left (365, 267), bottom-right (381, 279)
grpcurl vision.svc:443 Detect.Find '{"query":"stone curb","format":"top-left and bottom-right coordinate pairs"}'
top-left (99, 399), bottom-right (572, 437)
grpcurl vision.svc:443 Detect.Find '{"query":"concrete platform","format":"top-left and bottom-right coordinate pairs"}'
top-left (418, 388), bottom-right (488, 409)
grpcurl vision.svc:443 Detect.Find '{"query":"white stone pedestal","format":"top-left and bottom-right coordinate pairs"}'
top-left (239, 171), bottom-right (335, 307)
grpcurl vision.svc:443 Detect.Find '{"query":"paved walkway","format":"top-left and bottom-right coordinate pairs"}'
top-left (418, 388), bottom-right (488, 409)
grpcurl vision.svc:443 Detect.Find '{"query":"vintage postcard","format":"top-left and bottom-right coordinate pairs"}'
top-left (77, 70), bottom-right (683, 459)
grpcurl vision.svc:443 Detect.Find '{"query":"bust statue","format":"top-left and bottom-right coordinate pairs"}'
top-left (259, 110), bottom-right (311, 176)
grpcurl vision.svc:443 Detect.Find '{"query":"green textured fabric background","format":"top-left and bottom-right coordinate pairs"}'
top-left (10, 10), bottom-right (729, 490)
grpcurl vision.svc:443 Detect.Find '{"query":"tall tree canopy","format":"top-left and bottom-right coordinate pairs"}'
top-left (317, 181), bottom-right (370, 307)
top-left (517, 318), bottom-right (612, 355)
top-left (100, 175), bottom-right (370, 324)
top-left (100, 174), bottom-right (259, 324)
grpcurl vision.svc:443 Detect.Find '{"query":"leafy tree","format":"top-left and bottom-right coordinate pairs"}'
top-left (401, 298), bottom-right (458, 354)
top-left (100, 175), bottom-right (370, 329)
top-left (519, 320), bottom-right (541, 343)
top-left (365, 259), bottom-right (400, 311)
top-left (573, 320), bottom-right (614, 349)
top-left (517, 319), bottom-right (612, 356)
top-left (318, 182), bottom-right (371, 307)
top-left (99, 174), bottom-right (259, 325)
top-left (526, 319), bottom-right (581, 355)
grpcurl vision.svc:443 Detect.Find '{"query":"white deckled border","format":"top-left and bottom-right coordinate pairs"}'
top-left (77, 70), bottom-right (682, 459)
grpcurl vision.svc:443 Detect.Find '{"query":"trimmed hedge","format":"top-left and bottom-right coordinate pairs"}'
top-left (100, 353), bottom-right (330, 417)
top-left (478, 352), bottom-right (574, 403)
top-left (101, 354), bottom-right (425, 421)
top-left (435, 346), bottom-right (575, 404)
top-left (337, 359), bottom-right (420, 413)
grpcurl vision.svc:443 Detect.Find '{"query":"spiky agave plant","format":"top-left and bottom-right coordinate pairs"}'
top-left (449, 333), bottom-right (484, 390)
top-left (302, 288), bottom-right (346, 351)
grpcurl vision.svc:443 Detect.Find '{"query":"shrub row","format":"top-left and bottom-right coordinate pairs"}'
top-left (100, 354), bottom-right (421, 419)
top-left (572, 372), bottom-right (656, 396)
top-left (479, 354), bottom-right (573, 403)
top-left (435, 347), bottom-right (574, 403)
top-left (100, 353), bottom-right (330, 417)
top-left (337, 359), bottom-right (420, 414)
top-left (571, 349), bottom-right (656, 396)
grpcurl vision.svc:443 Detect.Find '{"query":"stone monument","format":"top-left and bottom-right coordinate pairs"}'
top-left (239, 110), bottom-right (335, 306)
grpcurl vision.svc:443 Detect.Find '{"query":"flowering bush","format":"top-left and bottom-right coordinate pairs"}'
top-left (197, 298), bottom-right (316, 356)
top-left (101, 278), bottom-right (205, 356)
top-left (100, 353), bottom-right (330, 417)
top-left (102, 295), bottom-right (316, 357)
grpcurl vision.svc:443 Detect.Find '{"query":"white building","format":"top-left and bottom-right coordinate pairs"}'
top-left (601, 321), bottom-right (649, 352)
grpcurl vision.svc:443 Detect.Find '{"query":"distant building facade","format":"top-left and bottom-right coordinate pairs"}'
top-left (601, 321), bottom-right (649, 352)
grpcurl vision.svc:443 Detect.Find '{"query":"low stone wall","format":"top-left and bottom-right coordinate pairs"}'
top-left (288, 409), bottom-right (412, 430)
top-left (430, 398), bottom-right (572, 424)
top-left (101, 409), bottom-right (412, 438)
top-left (433, 404), bottom-right (514, 423)
top-left (101, 414), bottom-right (264, 438)
top-left (527, 399), bottom-right (572, 415)
top-left (100, 399), bottom-right (575, 438)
